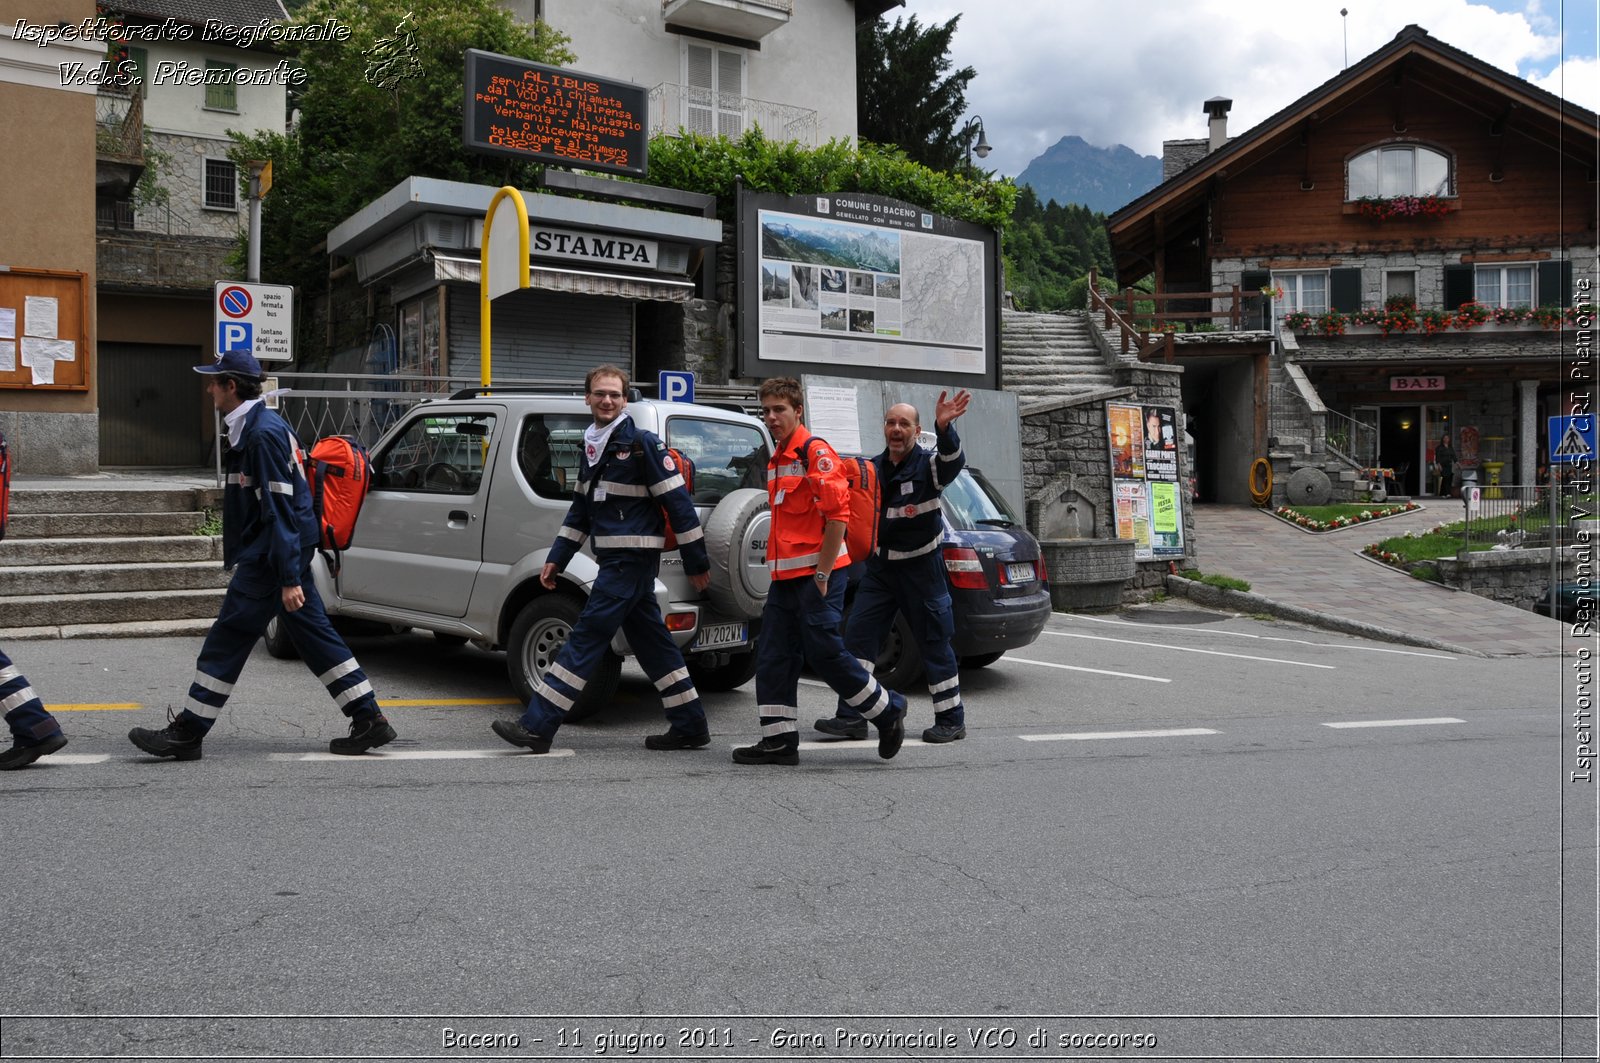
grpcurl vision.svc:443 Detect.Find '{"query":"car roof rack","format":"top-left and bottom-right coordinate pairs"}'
top-left (448, 385), bottom-right (595, 400)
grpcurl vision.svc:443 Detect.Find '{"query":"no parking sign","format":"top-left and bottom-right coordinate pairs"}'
top-left (214, 281), bottom-right (294, 362)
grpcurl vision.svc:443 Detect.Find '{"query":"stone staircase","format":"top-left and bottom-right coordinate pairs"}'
top-left (1268, 361), bottom-right (1374, 503)
top-left (1001, 310), bottom-right (1119, 396)
top-left (1, 484), bottom-right (229, 639)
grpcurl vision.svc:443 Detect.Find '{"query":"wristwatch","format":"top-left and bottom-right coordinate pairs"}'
top-left (813, 570), bottom-right (830, 581)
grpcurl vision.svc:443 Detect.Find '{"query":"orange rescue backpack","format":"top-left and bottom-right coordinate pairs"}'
top-left (800, 438), bottom-right (880, 567)
top-left (303, 434), bottom-right (372, 572)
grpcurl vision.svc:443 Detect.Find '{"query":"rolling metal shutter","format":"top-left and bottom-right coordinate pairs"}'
top-left (447, 287), bottom-right (634, 382)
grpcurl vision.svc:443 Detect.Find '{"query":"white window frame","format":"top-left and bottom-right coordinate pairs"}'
top-left (1271, 270), bottom-right (1329, 314)
top-left (681, 40), bottom-right (747, 137)
top-left (202, 157), bottom-right (238, 211)
top-left (1474, 264), bottom-right (1536, 309)
top-left (1346, 143), bottom-right (1453, 200)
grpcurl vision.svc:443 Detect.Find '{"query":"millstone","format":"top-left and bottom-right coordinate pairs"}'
top-left (1286, 466), bottom-right (1333, 506)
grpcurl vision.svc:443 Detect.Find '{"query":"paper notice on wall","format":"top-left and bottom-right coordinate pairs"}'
top-left (0, 340), bottom-right (14, 373)
top-left (21, 337), bottom-right (74, 364)
top-left (24, 296), bottom-right (58, 339)
top-left (29, 356), bottom-right (54, 385)
top-left (805, 384), bottom-right (864, 455)
top-left (0, 308), bottom-right (15, 340)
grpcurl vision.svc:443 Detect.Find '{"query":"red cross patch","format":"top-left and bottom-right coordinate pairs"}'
top-left (662, 454), bottom-right (676, 472)
top-left (904, 503), bottom-right (917, 516)
top-left (815, 455), bottom-right (834, 474)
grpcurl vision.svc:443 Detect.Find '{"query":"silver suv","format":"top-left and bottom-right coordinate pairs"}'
top-left (265, 391), bottom-right (773, 720)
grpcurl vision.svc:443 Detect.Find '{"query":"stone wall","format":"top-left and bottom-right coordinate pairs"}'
top-left (0, 410), bottom-right (99, 475)
top-left (138, 132), bottom-right (245, 241)
top-left (1435, 546), bottom-right (1580, 611)
top-left (1020, 361), bottom-right (1195, 596)
top-left (98, 231), bottom-right (234, 291)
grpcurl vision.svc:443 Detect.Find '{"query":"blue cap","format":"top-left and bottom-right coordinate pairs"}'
top-left (194, 350), bottom-right (264, 379)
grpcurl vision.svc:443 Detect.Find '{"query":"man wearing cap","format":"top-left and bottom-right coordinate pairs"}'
top-left (127, 351), bottom-right (395, 760)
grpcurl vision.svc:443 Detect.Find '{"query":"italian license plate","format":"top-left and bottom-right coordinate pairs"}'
top-left (694, 621), bottom-right (748, 651)
top-left (1006, 562), bottom-right (1035, 584)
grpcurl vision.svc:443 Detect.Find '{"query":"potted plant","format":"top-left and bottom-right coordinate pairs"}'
top-left (1452, 301), bottom-right (1491, 329)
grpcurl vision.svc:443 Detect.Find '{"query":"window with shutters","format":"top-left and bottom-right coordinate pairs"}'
top-left (682, 41), bottom-right (746, 137)
top-left (1474, 264), bottom-right (1535, 309)
top-left (204, 60), bottom-right (238, 112)
top-left (1270, 271), bottom-right (1328, 314)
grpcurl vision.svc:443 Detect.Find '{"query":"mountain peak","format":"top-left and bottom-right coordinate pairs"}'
top-left (1016, 135), bottom-right (1162, 215)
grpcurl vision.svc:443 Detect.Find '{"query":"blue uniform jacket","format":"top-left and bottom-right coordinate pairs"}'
top-left (222, 402), bottom-right (321, 587)
top-left (872, 422), bottom-right (966, 562)
top-left (547, 415), bottom-right (709, 576)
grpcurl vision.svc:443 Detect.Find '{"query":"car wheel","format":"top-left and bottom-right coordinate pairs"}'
top-left (702, 488), bottom-right (771, 618)
top-left (433, 632), bottom-right (469, 648)
top-left (506, 595), bottom-right (621, 724)
top-left (263, 615), bottom-right (300, 660)
top-left (687, 649), bottom-right (758, 692)
top-left (873, 610), bottom-right (925, 691)
top-left (960, 651), bottom-right (1005, 669)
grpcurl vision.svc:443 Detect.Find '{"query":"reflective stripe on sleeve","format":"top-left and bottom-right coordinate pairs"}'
top-left (671, 525), bottom-right (704, 544)
top-left (557, 526), bottom-right (587, 544)
top-left (937, 447), bottom-right (964, 463)
top-left (267, 481), bottom-right (294, 495)
top-left (648, 474), bottom-right (686, 496)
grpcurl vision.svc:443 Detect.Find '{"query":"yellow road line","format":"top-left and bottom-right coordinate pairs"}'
top-left (45, 703), bottom-right (143, 712)
top-left (378, 698), bottom-right (521, 707)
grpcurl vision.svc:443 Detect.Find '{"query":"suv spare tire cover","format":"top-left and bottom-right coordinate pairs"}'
top-left (703, 488), bottom-right (771, 618)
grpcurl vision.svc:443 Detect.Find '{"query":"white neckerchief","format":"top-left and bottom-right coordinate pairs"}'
top-left (225, 398), bottom-right (261, 448)
top-left (583, 411), bottom-right (629, 467)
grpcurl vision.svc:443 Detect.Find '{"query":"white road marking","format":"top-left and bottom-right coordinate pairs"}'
top-left (1064, 613), bottom-right (1457, 659)
top-left (727, 740), bottom-right (925, 752)
top-left (1322, 717), bottom-right (1464, 729)
top-left (1021, 728), bottom-right (1221, 742)
top-left (1000, 656), bottom-right (1171, 683)
top-left (1041, 629), bottom-right (1335, 669)
top-left (40, 754), bottom-right (111, 765)
top-left (272, 748), bottom-right (577, 761)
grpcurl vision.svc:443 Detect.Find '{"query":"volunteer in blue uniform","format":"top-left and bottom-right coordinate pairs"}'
top-left (732, 377), bottom-right (907, 766)
top-left (127, 351), bottom-right (394, 760)
top-left (816, 390), bottom-right (971, 744)
top-left (1, 648), bottom-right (68, 770)
top-left (491, 365), bottom-right (712, 754)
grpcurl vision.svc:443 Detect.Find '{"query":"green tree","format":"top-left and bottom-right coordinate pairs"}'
top-left (1002, 185), bottom-right (1115, 310)
top-left (857, 14), bottom-right (976, 173)
top-left (229, 0), bottom-right (574, 302)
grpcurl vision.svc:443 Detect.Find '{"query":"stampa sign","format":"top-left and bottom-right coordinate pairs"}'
top-left (533, 227), bottom-right (657, 270)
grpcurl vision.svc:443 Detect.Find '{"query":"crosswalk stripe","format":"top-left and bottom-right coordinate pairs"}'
top-left (39, 754), bottom-right (111, 764)
top-left (1001, 656), bottom-right (1171, 682)
top-left (1322, 717), bottom-right (1464, 729)
top-left (270, 748), bottom-right (577, 761)
top-left (43, 704), bottom-right (142, 713)
top-left (1021, 728), bottom-right (1220, 741)
top-left (1042, 630), bottom-right (1336, 669)
top-left (721, 740), bottom-right (929, 753)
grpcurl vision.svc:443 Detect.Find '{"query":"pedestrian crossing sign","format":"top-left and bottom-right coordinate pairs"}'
top-left (1548, 415), bottom-right (1596, 465)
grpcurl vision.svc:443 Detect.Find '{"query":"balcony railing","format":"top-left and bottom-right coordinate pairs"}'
top-left (648, 83), bottom-right (817, 145)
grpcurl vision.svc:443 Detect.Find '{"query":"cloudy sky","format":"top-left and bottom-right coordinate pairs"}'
top-left (894, 0), bottom-right (1598, 178)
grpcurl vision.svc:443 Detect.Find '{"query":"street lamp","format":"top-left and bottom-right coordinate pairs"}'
top-left (962, 115), bottom-right (991, 167)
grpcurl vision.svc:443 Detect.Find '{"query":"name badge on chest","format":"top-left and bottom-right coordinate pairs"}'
top-left (901, 481), bottom-right (915, 495)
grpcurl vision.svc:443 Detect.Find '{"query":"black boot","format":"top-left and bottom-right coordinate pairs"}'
top-left (128, 710), bottom-right (205, 761)
top-left (732, 737), bottom-right (799, 765)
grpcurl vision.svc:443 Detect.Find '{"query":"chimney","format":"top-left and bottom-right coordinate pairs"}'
top-left (1204, 96), bottom-right (1232, 153)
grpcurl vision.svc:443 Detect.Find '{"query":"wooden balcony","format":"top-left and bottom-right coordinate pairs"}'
top-left (95, 90), bottom-right (145, 198)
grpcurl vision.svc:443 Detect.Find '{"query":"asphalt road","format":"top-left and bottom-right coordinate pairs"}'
top-left (1, 605), bottom-right (1594, 1063)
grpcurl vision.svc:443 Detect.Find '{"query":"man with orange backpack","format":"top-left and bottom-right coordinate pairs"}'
top-left (815, 389), bottom-right (971, 744)
top-left (732, 377), bottom-right (907, 766)
top-left (126, 351), bottom-right (395, 761)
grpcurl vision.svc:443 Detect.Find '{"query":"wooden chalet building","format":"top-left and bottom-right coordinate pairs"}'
top-left (1105, 25), bottom-right (1596, 505)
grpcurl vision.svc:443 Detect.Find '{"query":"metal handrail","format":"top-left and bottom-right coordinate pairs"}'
top-left (1323, 406), bottom-right (1377, 471)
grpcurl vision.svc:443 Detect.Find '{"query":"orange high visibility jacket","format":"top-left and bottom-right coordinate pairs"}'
top-left (766, 424), bottom-right (851, 580)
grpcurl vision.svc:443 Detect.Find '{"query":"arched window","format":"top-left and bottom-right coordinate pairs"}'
top-left (1346, 144), bottom-right (1453, 200)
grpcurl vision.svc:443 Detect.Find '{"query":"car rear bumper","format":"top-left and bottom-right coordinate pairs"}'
top-left (950, 587), bottom-right (1053, 655)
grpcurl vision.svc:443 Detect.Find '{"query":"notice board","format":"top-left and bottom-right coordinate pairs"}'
top-left (0, 267), bottom-right (90, 391)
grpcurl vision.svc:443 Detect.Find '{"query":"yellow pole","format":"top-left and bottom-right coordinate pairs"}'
top-left (479, 186), bottom-right (531, 391)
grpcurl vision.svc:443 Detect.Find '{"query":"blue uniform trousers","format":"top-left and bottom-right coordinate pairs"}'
top-left (177, 548), bottom-right (379, 733)
top-left (519, 552), bottom-right (706, 739)
top-left (1, 647), bottom-right (63, 745)
top-left (838, 553), bottom-right (964, 727)
top-left (756, 574), bottom-right (906, 749)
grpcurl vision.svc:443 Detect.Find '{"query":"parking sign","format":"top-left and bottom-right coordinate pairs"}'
top-left (659, 370), bottom-right (695, 403)
top-left (213, 281), bottom-right (294, 362)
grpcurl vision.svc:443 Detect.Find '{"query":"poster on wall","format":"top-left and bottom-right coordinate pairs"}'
top-left (738, 190), bottom-right (1000, 390)
top-left (1108, 402), bottom-right (1184, 560)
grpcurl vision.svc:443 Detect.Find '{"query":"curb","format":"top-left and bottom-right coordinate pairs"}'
top-left (0, 619), bottom-right (216, 641)
top-left (1163, 575), bottom-right (1483, 657)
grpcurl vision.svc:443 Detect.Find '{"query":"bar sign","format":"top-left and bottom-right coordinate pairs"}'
top-left (1390, 375), bottom-right (1444, 391)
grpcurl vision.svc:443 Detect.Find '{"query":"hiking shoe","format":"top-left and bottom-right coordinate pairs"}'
top-left (922, 723), bottom-right (966, 744)
top-left (0, 732), bottom-right (68, 771)
top-left (645, 729), bottom-right (711, 751)
top-left (491, 719), bottom-right (553, 754)
top-left (731, 737), bottom-right (799, 765)
top-left (329, 714), bottom-right (396, 755)
top-left (876, 710), bottom-right (902, 758)
top-left (814, 716), bottom-right (868, 740)
top-left (129, 711), bottom-right (204, 761)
